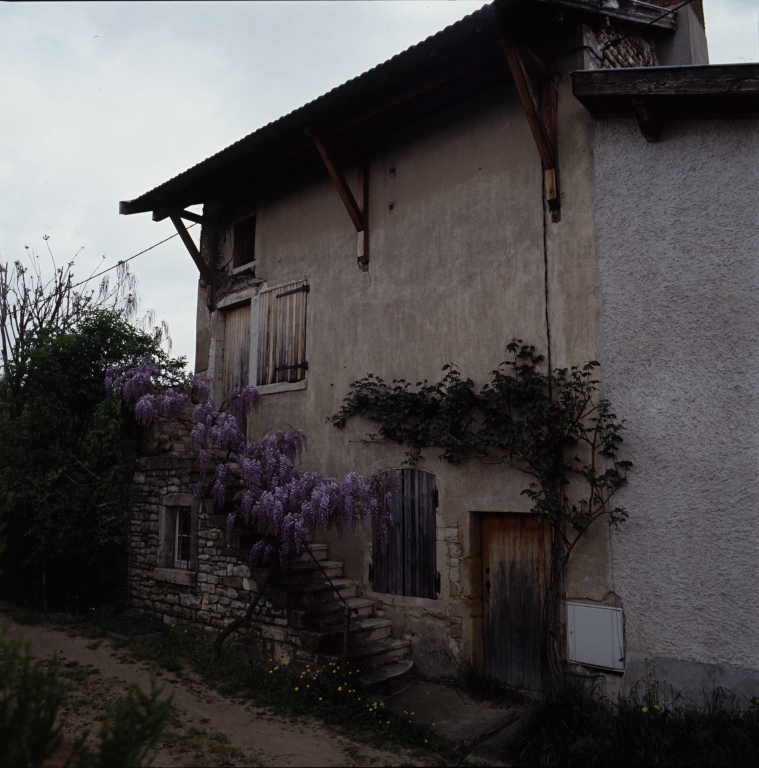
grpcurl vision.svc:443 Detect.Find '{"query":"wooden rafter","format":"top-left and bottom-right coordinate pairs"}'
top-left (153, 209), bottom-right (204, 224)
top-left (500, 42), bottom-right (560, 211)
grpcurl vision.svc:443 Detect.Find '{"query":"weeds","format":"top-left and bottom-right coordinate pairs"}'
top-left (505, 675), bottom-right (759, 766)
top-left (127, 625), bottom-right (453, 759)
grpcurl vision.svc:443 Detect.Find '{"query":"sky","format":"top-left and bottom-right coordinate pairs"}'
top-left (1, 0), bottom-right (757, 366)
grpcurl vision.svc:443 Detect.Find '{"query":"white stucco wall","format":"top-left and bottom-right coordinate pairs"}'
top-left (592, 118), bottom-right (759, 698)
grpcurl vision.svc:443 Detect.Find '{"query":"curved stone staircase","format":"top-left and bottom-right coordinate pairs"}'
top-left (267, 541), bottom-right (414, 692)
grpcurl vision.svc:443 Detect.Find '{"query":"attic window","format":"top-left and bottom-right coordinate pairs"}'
top-left (233, 216), bottom-right (256, 267)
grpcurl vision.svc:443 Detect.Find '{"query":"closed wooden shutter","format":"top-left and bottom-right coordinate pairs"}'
top-left (257, 280), bottom-right (308, 386)
top-left (372, 469), bottom-right (437, 599)
top-left (222, 303), bottom-right (251, 396)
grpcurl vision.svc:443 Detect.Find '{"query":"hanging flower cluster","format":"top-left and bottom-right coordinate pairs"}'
top-left (105, 359), bottom-right (393, 568)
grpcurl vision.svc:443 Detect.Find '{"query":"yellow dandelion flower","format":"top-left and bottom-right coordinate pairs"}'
top-left (642, 707), bottom-right (648, 713)
top-left (654, 705), bottom-right (661, 711)
top-left (411, 712), bottom-right (415, 715)
top-left (338, 686), bottom-right (342, 691)
top-left (319, 697), bottom-right (323, 701)
top-left (425, 740), bottom-right (428, 744)
top-left (294, 687), bottom-right (299, 691)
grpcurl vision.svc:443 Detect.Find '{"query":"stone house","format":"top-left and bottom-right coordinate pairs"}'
top-left (119, 1), bottom-right (759, 697)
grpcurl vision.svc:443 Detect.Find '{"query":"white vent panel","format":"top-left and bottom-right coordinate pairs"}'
top-left (566, 602), bottom-right (625, 671)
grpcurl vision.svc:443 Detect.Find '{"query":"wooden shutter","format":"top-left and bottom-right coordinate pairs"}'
top-left (222, 303), bottom-right (251, 396)
top-left (257, 280), bottom-right (308, 386)
top-left (372, 469), bottom-right (436, 599)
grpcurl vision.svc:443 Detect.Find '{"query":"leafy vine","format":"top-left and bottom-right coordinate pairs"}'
top-left (332, 340), bottom-right (631, 679)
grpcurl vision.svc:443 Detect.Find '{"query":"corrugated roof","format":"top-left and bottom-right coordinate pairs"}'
top-left (120, 2), bottom-right (497, 214)
top-left (120, 0), bottom-right (679, 215)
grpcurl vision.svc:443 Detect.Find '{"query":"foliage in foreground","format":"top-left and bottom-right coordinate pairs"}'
top-left (0, 305), bottom-right (183, 609)
top-left (126, 624), bottom-right (452, 757)
top-left (0, 622), bottom-right (172, 768)
top-left (505, 675), bottom-right (759, 767)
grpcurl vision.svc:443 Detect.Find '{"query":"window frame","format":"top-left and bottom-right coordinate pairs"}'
top-left (173, 508), bottom-right (193, 570)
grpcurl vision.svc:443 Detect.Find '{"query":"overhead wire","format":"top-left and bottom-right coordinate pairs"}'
top-left (70, 222), bottom-right (199, 289)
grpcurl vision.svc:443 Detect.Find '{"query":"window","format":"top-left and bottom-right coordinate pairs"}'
top-left (255, 280), bottom-right (308, 386)
top-left (372, 469), bottom-right (438, 599)
top-left (174, 509), bottom-right (192, 569)
top-left (233, 216), bottom-right (256, 267)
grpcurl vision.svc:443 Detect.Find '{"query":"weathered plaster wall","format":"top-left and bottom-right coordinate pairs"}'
top-left (189, 63), bottom-right (610, 675)
top-left (592, 118), bottom-right (759, 698)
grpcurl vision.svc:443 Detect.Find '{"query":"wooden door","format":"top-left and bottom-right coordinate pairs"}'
top-left (481, 513), bottom-right (549, 690)
top-left (372, 470), bottom-right (437, 599)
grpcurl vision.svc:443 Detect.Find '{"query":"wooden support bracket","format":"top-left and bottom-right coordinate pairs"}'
top-left (632, 96), bottom-right (664, 143)
top-left (500, 42), bottom-right (560, 213)
top-left (169, 214), bottom-right (216, 306)
top-left (307, 128), bottom-right (369, 269)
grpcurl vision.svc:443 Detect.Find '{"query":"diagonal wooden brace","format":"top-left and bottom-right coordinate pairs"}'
top-left (169, 214), bottom-right (216, 302)
top-left (307, 128), bottom-right (369, 269)
top-left (501, 43), bottom-right (560, 212)
top-left (309, 131), bottom-right (365, 232)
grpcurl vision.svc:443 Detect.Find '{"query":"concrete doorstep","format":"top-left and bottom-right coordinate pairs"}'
top-left (382, 679), bottom-right (522, 765)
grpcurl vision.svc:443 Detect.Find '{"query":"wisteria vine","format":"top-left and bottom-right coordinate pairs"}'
top-left (105, 359), bottom-right (394, 570)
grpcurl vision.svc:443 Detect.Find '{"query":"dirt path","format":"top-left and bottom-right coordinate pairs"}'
top-left (6, 621), bottom-right (428, 767)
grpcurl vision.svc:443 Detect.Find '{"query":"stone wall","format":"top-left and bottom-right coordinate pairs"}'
top-left (127, 422), bottom-right (320, 665)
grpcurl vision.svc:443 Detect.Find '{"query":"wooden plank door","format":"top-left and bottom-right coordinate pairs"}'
top-left (481, 513), bottom-right (549, 690)
top-left (373, 470), bottom-right (436, 599)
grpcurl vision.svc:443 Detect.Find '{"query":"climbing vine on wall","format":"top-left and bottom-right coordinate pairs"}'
top-left (331, 340), bottom-right (632, 679)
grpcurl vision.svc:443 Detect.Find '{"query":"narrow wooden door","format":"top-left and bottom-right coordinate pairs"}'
top-left (481, 513), bottom-right (549, 690)
top-left (372, 469), bottom-right (437, 599)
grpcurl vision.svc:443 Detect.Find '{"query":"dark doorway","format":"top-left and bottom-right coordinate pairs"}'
top-left (481, 513), bottom-right (549, 690)
top-left (372, 469), bottom-right (437, 599)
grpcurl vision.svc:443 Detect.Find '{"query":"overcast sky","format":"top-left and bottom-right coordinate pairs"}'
top-left (1, 0), bottom-right (757, 366)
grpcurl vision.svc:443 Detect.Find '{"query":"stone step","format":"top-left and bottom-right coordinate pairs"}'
top-left (288, 597), bottom-right (376, 630)
top-left (291, 543), bottom-right (328, 562)
top-left (357, 659), bottom-right (414, 694)
top-left (274, 560), bottom-right (344, 585)
top-left (268, 578), bottom-right (357, 608)
top-left (319, 637), bottom-right (410, 669)
top-left (299, 617), bottom-right (392, 651)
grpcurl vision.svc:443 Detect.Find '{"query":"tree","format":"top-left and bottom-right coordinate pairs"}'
top-left (330, 341), bottom-right (631, 681)
top-left (0, 246), bottom-right (181, 610)
top-left (107, 363), bottom-right (394, 657)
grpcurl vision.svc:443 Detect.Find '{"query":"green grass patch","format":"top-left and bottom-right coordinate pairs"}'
top-left (505, 675), bottom-right (759, 766)
top-left (127, 625), bottom-right (454, 760)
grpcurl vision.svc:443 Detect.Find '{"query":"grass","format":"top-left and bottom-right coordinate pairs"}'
top-left (125, 624), bottom-right (455, 761)
top-left (504, 675), bottom-right (759, 766)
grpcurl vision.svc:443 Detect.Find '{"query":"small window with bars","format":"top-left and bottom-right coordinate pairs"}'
top-left (256, 280), bottom-right (308, 386)
top-left (174, 509), bottom-right (192, 569)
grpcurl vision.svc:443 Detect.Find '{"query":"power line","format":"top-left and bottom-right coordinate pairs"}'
top-left (71, 222), bottom-right (198, 289)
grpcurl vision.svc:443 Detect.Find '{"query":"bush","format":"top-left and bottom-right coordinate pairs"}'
top-left (505, 675), bottom-right (759, 766)
top-left (0, 623), bottom-right (63, 768)
top-left (0, 309), bottom-right (184, 610)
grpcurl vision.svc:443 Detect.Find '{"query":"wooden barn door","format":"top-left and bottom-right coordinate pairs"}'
top-left (481, 513), bottom-right (549, 690)
top-left (372, 470), bottom-right (437, 599)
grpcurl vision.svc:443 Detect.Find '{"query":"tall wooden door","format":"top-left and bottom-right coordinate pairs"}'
top-left (481, 513), bottom-right (549, 690)
top-left (372, 469), bottom-right (437, 599)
